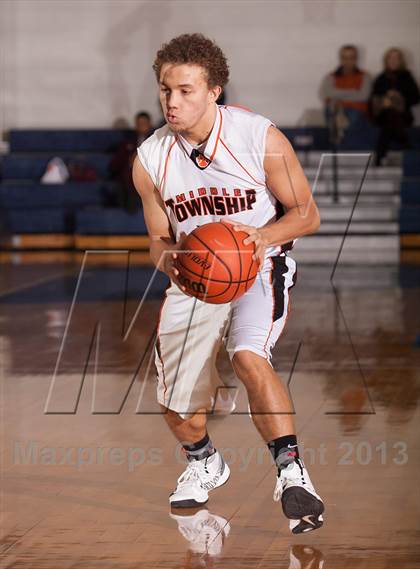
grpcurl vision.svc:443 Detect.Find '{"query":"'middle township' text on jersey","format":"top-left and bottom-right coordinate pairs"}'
top-left (137, 105), bottom-right (294, 257)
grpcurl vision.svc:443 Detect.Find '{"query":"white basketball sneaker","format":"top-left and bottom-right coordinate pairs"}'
top-left (170, 509), bottom-right (231, 556)
top-left (273, 458), bottom-right (324, 534)
top-left (170, 451), bottom-right (230, 508)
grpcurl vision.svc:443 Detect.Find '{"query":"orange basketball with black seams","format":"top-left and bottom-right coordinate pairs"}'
top-left (175, 221), bottom-right (259, 304)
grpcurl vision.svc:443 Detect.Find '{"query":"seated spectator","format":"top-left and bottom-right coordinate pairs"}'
top-left (109, 111), bottom-right (154, 212)
top-left (135, 112), bottom-right (154, 146)
top-left (370, 48), bottom-right (420, 165)
top-left (320, 45), bottom-right (371, 145)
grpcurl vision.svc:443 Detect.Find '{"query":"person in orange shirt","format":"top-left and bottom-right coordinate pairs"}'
top-left (320, 45), bottom-right (371, 145)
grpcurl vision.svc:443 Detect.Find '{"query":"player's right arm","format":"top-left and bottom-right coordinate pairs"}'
top-left (132, 156), bottom-right (184, 288)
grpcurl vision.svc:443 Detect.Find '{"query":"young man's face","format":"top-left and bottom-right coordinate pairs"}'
top-left (159, 63), bottom-right (220, 132)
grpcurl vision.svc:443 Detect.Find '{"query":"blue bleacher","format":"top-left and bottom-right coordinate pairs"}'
top-left (399, 150), bottom-right (420, 239)
top-left (6, 126), bottom-right (420, 155)
top-left (2, 126), bottom-right (420, 246)
top-left (76, 209), bottom-right (147, 235)
top-left (402, 151), bottom-right (420, 177)
top-left (280, 128), bottom-right (330, 150)
top-left (283, 126), bottom-right (420, 152)
top-left (0, 182), bottom-right (106, 209)
top-left (0, 153), bottom-right (111, 180)
top-left (399, 205), bottom-right (420, 233)
top-left (3, 209), bottom-right (73, 234)
top-left (0, 130), bottom-right (131, 239)
top-left (400, 180), bottom-right (420, 205)
top-left (9, 129), bottom-right (131, 153)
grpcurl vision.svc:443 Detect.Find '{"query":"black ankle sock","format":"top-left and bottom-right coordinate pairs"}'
top-left (182, 433), bottom-right (215, 461)
top-left (268, 434), bottom-right (299, 474)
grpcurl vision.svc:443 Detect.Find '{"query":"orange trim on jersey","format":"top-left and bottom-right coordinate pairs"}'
top-left (158, 139), bottom-right (177, 194)
top-left (220, 137), bottom-right (265, 187)
top-left (209, 106), bottom-right (223, 161)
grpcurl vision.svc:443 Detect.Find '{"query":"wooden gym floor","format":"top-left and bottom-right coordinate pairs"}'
top-left (0, 256), bottom-right (419, 568)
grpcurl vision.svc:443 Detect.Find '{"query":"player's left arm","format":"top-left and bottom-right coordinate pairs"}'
top-left (231, 126), bottom-right (320, 263)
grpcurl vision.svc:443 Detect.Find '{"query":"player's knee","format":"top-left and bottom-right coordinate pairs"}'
top-left (161, 405), bottom-right (206, 431)
top-left (232, 350), bottom-right (268, 382)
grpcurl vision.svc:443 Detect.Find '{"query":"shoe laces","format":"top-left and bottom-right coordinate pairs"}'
top-left (273, 460), bottom-right (304, 501)
top-left (177, 460), bottom-right (206, 486)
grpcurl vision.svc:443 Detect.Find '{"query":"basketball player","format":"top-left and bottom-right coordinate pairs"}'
top-left (133, 34), bottom-right (325, 534)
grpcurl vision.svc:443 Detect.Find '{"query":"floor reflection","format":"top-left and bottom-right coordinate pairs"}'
top-left (1, 263), bottom-right (418, 568)
top-left (170, 506), bottom-right (231, 568)
top-left (289, 545), bottom-right (325, 569)
top-left (169, 507), bottom-right (327, 569)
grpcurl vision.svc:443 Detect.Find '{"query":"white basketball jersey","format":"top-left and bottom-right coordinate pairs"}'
top-left (137, 105), bottom-right (293, 257)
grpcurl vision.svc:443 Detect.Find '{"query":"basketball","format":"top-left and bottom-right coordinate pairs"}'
top-left (175, 221), bottom-right (259, 304)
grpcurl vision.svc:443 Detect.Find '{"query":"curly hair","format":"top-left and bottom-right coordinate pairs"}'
top-left (153, 33), bottom-right (229, 88)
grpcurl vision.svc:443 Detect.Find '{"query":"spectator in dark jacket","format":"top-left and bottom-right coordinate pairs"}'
top-left (370, 48), bottom-right (420, 165)
top-left (109, 111), bottom-right (153, 212)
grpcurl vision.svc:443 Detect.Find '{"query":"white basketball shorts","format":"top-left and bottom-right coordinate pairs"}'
top-left (155, 254), bottom-right (296, 417)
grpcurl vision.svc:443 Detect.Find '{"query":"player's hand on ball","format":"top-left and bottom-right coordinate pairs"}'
top-left (164, 253), bottom-right (185, 291)
top-left (163, 234), bottom-right (187, 292)
top-left (229, 221), bottom-right (268, 266)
